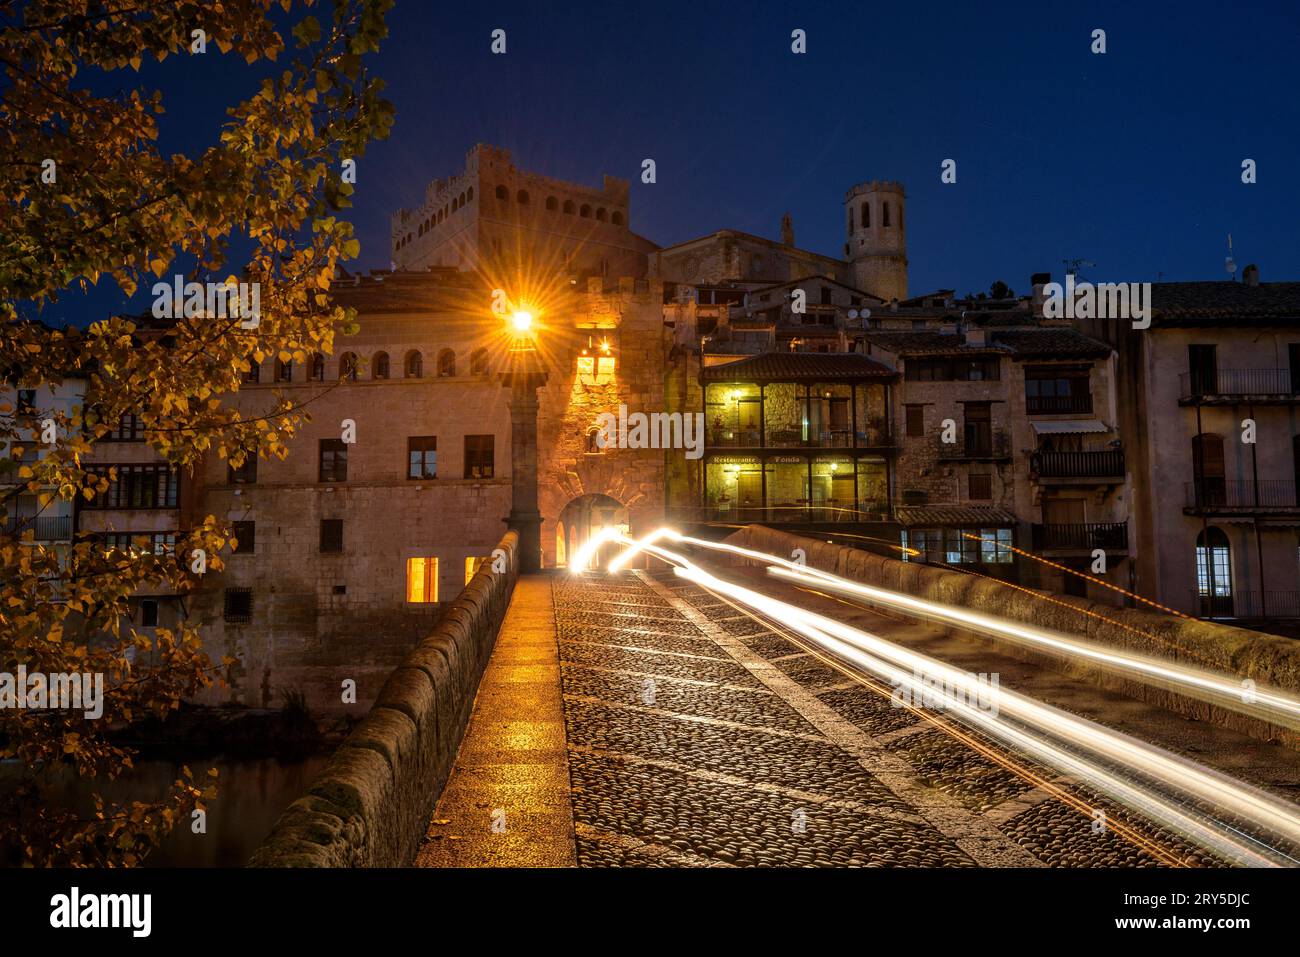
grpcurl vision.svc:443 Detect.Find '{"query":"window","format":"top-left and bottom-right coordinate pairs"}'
top-left (320, 519), bottom-right (343, 553)
top-left (437, 349), bottom-right (456, 377)
top-left (373, 352), bottom-right (389, 379)
top-left (318, 439), bottom-right (348, 482)
top-left (579, 204), bottom-right (591, 218)
top-left (563, 199), bottom-right (575, 214)
top-left (1191, 433), bottom-right (1225, 506)
top-left (905, 358), bottom-right (1000, 381)
top-left (309, 353), bottom-right (325, 382)
top-left (963, 402), bottom-right (992, 454)
top-left (465, 556), bottom-right (489, 584)
top-left (470, 348), bottom-right (488, 375)
top-left (820, 287), bottom-right (833, 306)
top-left (1188, 344), bottom-right (1218, 395)
top-left (223, 587), bottom-right (253, 623)
top-left (546, 196), bottom-right (558, 211)
top-left (232, 520), bottom-right (255, 553)
top-left (274, 358), bottom-right (293, 383)
top-left (495, 185), bottom-right (508, 201)
top-left (968, 473), bottom-right (993, 500)
top-left (140, 599), bottom-right (159, 628)
top-left (1289, 344), bottom-right (1300, 393)
top-left (464, 435), bottom-right (494, 479)
top-left (86, 464), bottom-right (180, 507)
top-left (408, 436), bottom-right (437, 479)
top-left (406, 556), bottom-right (438, 603)
top-left (405, 350), bottom-right (423, 378)
top-left (242, 356), bottom-right (260, 384)
top-left (861, 202), bottom-right (870, 229)
top-left (1025, 366), bottom-right (1091, 414)
top-left (883, 202), bottom-right (891, 228)
top-left (516, 189), bottom-right (529, 205)
top-left (228, 454), bottom-right (257, 485)
top-left (596, 207), bottom-right (607, 222)
top-left (339, 352), bottom-right (359, 381)
top-left (16, 389), bottom-right (36, 414)
top-left (1196, 527), bottom-right (1233, 615)
top-left (611, 211), bottom-right (624, 226)
top-left (905, 404), bottom-right (925, 437)
top-left (106, 413), bottom-right (144, 441)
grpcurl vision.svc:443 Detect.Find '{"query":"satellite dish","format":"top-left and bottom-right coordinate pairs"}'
top-left (848, 309), bottom-right (859, 319)
top-left (1226, 256), bottom-right (1237, 276)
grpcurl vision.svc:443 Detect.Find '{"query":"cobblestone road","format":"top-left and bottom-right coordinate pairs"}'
top-left (553, 569), bottom-right (1210, 868)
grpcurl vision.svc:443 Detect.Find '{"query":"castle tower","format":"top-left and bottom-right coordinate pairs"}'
top-left (844, 180), bottom-right (908, 302)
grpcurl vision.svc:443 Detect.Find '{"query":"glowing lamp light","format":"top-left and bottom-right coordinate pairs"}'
top-left (511, 310), bottom-right (533, 332)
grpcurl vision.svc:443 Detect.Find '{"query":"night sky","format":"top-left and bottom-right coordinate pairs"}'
top-left (40, 0), bottom-right (1300, 326)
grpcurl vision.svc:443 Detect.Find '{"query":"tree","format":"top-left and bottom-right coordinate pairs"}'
top-left (988, 280), bottom-right (1014, 300)
top-left (0, 0), bottom-right (394, 866)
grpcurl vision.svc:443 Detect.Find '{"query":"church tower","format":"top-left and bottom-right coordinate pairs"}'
top-left (844, 181), bottom-right (908, 302)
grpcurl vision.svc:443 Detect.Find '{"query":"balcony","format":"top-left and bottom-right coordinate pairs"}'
top-left (1032, 522), bottom-right (1129, 552)
top-left (1179, 369), bottom-right (1300, 404)
top-left (937, 430), bottom-right (1011, 461)
top-left (1191, 590), bottom-right (1300, 620)
top-left (1026, 395), bottom-right (1093, 415)
top-left (667, 501), bottom-right (893, 526)
top-left (1030, 449), bottom-right (1125, 482)
top-left (2, 514), bottom-right (72, 541)
top-left (1183, 480), bottom-right (1299, 514)
top-left (707, 425), bottom-right (895, 450)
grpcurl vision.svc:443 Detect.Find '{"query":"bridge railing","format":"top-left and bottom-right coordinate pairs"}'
top-left (249, 530), bottom-right (520, 867)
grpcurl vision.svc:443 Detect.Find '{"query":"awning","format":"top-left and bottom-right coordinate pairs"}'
top-left (1030, 419), bottom-right (1109, 435)
top-left (895, 505), bottom-right (1018, 527)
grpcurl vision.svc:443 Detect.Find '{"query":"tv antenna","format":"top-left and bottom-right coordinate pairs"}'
top-left (1225, 233), bottom-right (1237, 280)
top-left (1062, 258), bottom-right (1095, 281)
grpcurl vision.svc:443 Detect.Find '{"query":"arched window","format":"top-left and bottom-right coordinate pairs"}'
top-left (1191, 433), bottom-right (1226, 507)
top-left (373, 351), bottom-right (389, 380)
top-left (1195, 527), bottom-right (1233, 616)
top-left (611, 210), bottom-right (624, 226)
top-left (458, 191), bottom-right (465, 208)
top-left (883, 202), bottom-right (891, 228)
top-left (308, 353), bottom-right (325, 382)
top-left (470, 348), bottom-right (488, 376)
top-left (516, 189), bottom-right (529, 205)
top-left (405, 350), bottom-right (423, 378)
top-left (436, 349), bottom-right (456, 377)
top-left (861, 202), bottom-right (870, 228)
top-left (847, 208), bottom-right (854, 233)
top-left (242, 355), bottom-right (260, 384)
top-left (546, 196), bottom-right (558, 211)
top-left (495, 184), bottom-right (508, 201)
top-left (579, 204), bottom-right (591, 218)
top-left (466, 186), bottom-right (473, 202)
top-left (563, 199), bottom-right (576, 215)
top-left (596, 207), bottom-right (607, 222)
top-left (274, 357), bottom-right (293, 383)
top-left (585, 428), bottom-right (602, 454)
top-left (339, 352), bottom-right (359, 381)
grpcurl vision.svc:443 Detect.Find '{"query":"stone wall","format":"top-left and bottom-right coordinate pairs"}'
top-left (247, 530), bottom-right (519, 867)
top-left (723, 525), bottom-right (1300, 751)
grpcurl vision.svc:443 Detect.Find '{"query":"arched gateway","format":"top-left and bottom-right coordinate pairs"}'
top-left (556, 493), bottom-right (628, 570)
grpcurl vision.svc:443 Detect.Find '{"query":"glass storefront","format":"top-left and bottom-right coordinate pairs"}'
top-left (703, 453), bottom-right (891, 523)
top-left (702, 381), bottom-right (891, 450)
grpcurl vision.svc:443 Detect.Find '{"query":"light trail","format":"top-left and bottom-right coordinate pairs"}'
top-left (591, 530), bottom-right (1300, 867)
top-left (663, 532), bottom-right (1300, 735)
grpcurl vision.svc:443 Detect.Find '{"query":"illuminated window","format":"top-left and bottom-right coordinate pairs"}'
top-left (577, 352), bottom-right (595, 375)
top-left (406, 556), bottom-right (438, 603)
top-left (465, 555), bottom-right (488, 584)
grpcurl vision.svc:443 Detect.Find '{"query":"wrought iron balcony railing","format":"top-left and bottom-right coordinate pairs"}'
top-left (1190, 589), bottom-right (1300, 619)
top-left (1179, 369), bottom-right (1300, 400)
top-left (1030, 449), bottom-right (1125, 479)
top-left (1031, 522), bottom-right (1128, 551)
top-left (1184, 480), bottom-right (1299, 510)
top-left (1, 514), bottom-right (72, 541)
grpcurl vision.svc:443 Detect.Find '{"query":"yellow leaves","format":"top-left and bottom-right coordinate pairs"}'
top-left (149, 258), bottom-right (168, 278)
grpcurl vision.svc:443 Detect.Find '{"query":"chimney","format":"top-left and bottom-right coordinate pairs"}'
top-left (1031, 272), bottom-right (1052, 317)
top-left (1243, 263), bottom-right (1260, 287)
top-left (964, 326), bottom-right (987, 346)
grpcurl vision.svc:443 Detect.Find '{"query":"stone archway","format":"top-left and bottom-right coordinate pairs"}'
top-left (558, 493), bottom-right (628, 570)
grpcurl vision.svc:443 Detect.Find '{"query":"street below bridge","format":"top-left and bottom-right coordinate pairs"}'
top-left (416, 551), bottom-right (1300, 869)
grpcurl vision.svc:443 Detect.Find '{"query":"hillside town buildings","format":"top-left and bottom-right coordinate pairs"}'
top-left (6, 142), bottom-right (1299, 710)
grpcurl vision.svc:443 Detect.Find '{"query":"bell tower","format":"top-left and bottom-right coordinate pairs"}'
top-left (844, 180), bottom-right (908, 302)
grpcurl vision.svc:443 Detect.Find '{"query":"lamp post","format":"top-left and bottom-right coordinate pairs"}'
top-left (500, 311), bottom-right (547, 573)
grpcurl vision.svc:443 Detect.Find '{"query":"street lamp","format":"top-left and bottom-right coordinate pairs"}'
top-left (500, 305), bottom-right (547, 573)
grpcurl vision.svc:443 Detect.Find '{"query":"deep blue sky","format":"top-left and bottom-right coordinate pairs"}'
top-left (39, 0), bottom-right (1300, 325)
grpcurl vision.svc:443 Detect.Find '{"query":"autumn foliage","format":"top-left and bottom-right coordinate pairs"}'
top-left (0, 0), bottom-right (393, 865)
